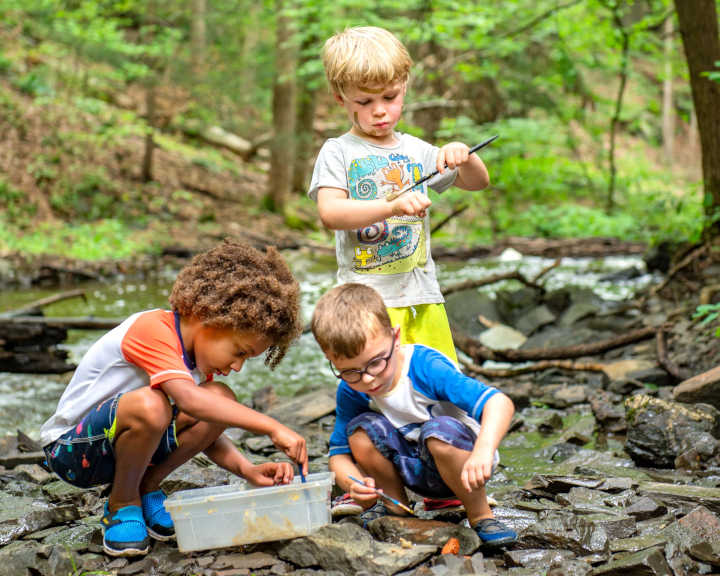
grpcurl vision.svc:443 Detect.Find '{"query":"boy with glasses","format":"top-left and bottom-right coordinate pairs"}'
top-left (311, 283), bottom-right (517, 548)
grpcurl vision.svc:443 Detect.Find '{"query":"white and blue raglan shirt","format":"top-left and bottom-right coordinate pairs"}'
top-left (329, 344), bottom-right (499, 457)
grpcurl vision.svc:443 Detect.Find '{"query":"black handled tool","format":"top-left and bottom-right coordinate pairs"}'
top-left (385, 134), bottom-right (499, 202)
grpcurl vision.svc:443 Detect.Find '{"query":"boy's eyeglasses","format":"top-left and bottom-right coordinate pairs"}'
top-left (328, 334), bottom-right (397, 384)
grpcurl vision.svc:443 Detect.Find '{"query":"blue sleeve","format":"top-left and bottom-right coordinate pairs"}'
top-left (329, 382), bottom-right (371, 456)
top-left (409, 346), bottom-right (498, 422)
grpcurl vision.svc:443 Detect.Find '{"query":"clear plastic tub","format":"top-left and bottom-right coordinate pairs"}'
top-left (164, 472), bottom-right (334, 552)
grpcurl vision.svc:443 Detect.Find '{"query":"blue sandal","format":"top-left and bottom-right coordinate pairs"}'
top-left (101, 503), bottom-right (150, 557)
top-left (141, 490), bottom-right (175, 541)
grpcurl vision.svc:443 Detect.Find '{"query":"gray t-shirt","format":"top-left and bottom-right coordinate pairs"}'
top-left (309, 132), bottom-right (456, 308)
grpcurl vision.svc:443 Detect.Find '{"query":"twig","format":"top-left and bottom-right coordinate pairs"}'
top-left (655, 328), bottom-right (690, 381)
top-left (431, 203), bottom-right (468, 235)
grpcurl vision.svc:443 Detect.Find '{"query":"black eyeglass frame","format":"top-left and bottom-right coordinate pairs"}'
top-left (328, 332), bottom-right (398, 384)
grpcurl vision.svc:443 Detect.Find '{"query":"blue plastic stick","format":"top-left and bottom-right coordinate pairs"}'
top-left (347, 475), bottom-right (415, 516)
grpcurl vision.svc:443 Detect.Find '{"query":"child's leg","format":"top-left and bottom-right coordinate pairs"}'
top-left (418, 416), bottom-right (496, 526)
top-left (138, 381), bottom-right (233, 493)
top-left (346, 413), bottom-right (412, 512)
top-left (109, 387), bottom-right (175, 511)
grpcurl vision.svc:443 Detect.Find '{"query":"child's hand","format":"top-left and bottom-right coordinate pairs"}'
top-left (244, 462), bottom-right (294, 486)
top-left (348, 475), bottom-right (379, 508)
top-left (270, 425), bottom-right (308, 475)
top-left (437, 142), bottom-right (471, 172)
top-left (390, 191), bottom-right (432, 218)
top-left (461, 450), bottom-right (494, 492)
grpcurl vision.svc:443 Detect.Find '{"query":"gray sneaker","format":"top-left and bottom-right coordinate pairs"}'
top-left (360, 501), bottom-right (390, 527)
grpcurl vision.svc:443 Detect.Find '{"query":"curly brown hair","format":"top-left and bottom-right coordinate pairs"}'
top-left (169, 240), bottom-right (302, 369)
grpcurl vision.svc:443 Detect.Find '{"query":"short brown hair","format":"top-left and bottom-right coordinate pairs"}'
top-left (169, 240), bottom-right (302, 369)
top-left (311, 283), bottom-right (392, 358)
top-left (322, 26), bottom-right (412, 98)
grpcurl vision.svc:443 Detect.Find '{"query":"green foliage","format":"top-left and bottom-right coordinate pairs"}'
top-left (693, 304), bottom-right (720, 338)
top-left (0, 179), bottom-right (36, 226)
top-left (50, 167), bottom-right (120, 221)
top-left (0, 218), bottom-right (154, 259)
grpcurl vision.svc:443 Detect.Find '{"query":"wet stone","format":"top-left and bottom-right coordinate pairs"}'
top-left (369, 516), bottom-right (480, 555)
top-left (591, 546), bottom-right (672, 576)
top-left (637, 482), bottom-right (720, 515)
top-left (0, 540), bottom-right (47, 576)
top-left (609, 533), bottom-right (668, 553)
top-left (211, 551), bottom-right (277, 570)
top-left (519, 511), bottom-right (609, 555)
top-left (624, 496), bottom-right (667, 521)
top-left (277, 522), bottom-right (437, 576)
top-left (576, 513), bottom-right (636, 540)
top-left (503, 548), bottom-right (576, 568)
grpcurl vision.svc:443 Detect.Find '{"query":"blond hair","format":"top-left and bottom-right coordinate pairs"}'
top-left (311, 283), bottom-right (393, 358)
top-left (322, 26), bottom-right (412, 98)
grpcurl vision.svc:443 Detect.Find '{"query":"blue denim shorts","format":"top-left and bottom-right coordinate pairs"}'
top-left (43, 393), bottom-right (178, 488)
top-left (346, 413), bottom-right (489, 498)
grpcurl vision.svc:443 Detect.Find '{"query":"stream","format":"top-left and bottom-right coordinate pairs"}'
top-left (0, 250), bottom-right (658, 491)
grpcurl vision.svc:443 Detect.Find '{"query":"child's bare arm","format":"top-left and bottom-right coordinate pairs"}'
top-left (437, 142), bottom-right (490, 191)
top-left (461, 392), bottom-right (514, 492)
top-left (161, 378), bottom-right (308, 473)
top-left (329, 453), bottom-right (378, 507)
top-left (205, 435), bottom-right (294, 485)
top-left (317, 187), bottom-right (431, 230)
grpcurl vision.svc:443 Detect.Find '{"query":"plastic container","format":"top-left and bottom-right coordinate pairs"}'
top-left (164, 472), bottom-right (334, 552)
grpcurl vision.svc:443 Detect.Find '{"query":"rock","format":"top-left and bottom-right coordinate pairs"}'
top-left (624, 497), bottom-right (667, 521)
top-left (624, 395), bottom-right (720, 468)
top-left (591, 546), bottom-right (672, 575)
top-left (503, 548), bottom-right (576, 568)
top-left (515, 305), bottom-right (556, 336)
top-left (478, 324), bottom-right (527, 350)
top-left (266, 389), bottom-right (337, 427)
top-left (602, 360), bottom-right (656, 382)
top-left (368, 516), bottom-right (480, 555)
top-left (518, 510), bottom-right (609, 555)
top-left (637, 483), bottom-right (720, 515)
top-left (445, 291), bottom-right (501, 340)
top-left (589, 390), bottom-right (626, 433)
top-left (0, 493), bottom-right (79, 546)
top-left (0, 540), bottom-right (47, 576)
top-left (673, 365), bottom-right (720, 410)
top-left (277, 523), bottom-right (437, 576)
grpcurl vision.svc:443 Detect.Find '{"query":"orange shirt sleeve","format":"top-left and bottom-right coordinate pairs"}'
top-left (121, 311), bottom-right (196, 388)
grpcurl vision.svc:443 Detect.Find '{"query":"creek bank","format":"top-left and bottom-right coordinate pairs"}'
top-left (3, 374), bottom-right (720, 576)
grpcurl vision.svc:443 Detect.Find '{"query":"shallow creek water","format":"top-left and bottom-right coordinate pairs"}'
top-left (0, 250), bottom-right (656, 489)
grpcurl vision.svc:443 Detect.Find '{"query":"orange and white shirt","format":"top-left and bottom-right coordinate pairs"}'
top-left (40, 309), bottom-right (209, 446)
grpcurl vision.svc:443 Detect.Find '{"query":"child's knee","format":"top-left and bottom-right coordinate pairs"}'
top-left (119, 388), bottom-right (172, 433)
top-left (348, 428), bottom-right (374, 452)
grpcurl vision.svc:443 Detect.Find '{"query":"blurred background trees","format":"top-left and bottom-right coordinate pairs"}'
top-left (0, 0), bottom-right (718, 258)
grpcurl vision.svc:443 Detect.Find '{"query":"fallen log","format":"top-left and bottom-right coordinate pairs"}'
top-left (453, 324), bottom-right (661, 363)
top-left (0, 316), bottom-right (122, 330)
top-left (460, 357), bottom-right (606, 379)
top-left (0, 349), bottom-right (75, 373)
top-left (434, 236), bottom-right (646, 260)
top-left (0, 289), bottom-right (87, 318)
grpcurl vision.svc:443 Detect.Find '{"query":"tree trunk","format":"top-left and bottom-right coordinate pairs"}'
top-left (190, 0), bottom-right (206, 80)
top-left (662, 17), bottom-right (675, 163)
top-left (293, 85), bottom-right (318, 193)
top-left (142, 82), bottom-right (156, 183)
top-left (266, 0), bottom-right (297, 212)
top-left (607, 12), bottom-right (630, 213)
top-left (674, 0), bottom-right (720, 238)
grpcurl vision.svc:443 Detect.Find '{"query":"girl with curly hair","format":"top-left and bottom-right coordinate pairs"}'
top-left (40, 240), bottom-right (306, 557)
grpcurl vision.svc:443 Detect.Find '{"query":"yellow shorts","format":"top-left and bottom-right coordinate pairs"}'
top-left (387, 303), bottom-right (458, 364)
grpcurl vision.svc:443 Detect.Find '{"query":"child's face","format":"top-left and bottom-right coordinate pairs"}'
top-left (192, 325), bottom-right (273, 377)
top-left (326, 327), bottom-right (401, 396)
top-left (336, 81), bottom-right (406, 145)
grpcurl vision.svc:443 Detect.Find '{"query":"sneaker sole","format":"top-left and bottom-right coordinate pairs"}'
top-left (480, 536), bottom-right (517, 548)
top-left (103, 542), bottom-right (150, 557)
top-left (147, 526), bottom-right (176, 542)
